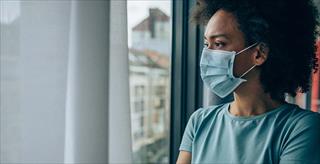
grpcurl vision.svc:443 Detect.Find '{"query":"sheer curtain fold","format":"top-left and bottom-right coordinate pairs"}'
top-left (108, 0), bottom-right (133, 163)
top-left (1, 1), bottom-right (71, 163)
top-left (64, 0), bottom-right (132, 163)
top-left (64, 0), bottom-right (110, 163)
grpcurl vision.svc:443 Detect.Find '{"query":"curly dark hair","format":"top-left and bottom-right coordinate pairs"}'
top-left (192, 0), bottom-right (320, 101)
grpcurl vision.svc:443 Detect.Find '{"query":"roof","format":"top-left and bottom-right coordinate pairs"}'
top-left (132, 8), bottom-right (170, 32)
top-left (129, 48), bottom-right (170, 69)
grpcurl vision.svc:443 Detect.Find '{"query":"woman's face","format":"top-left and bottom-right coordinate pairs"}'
top-left (204, 9), bottom-right (257, 78)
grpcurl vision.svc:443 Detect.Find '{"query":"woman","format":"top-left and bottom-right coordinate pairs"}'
top-left (177, 0), bottom-right (320, 163)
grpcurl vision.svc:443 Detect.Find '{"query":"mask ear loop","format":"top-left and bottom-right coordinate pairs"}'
top-left (236, 42), bottom-right (259, 55)
top-left (237, 42), bottom-right (259, 78)
top-left (240, 64), bottom-right (256, 78)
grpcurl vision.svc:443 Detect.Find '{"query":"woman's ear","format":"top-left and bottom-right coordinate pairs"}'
top-left (254, 42), bottom-right (269, 66)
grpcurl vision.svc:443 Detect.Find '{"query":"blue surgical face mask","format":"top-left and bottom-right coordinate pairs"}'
top-left (200, 43), bottom-right (258, 98)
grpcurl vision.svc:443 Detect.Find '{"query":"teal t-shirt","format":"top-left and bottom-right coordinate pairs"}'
top-left (179, 102), bottom-right (320, 164)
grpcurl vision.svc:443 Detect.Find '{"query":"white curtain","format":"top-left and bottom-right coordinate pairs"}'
top-left (0, 0), bottom-right (132, 163)
top-left (108, 1), bottom-right (132, 163)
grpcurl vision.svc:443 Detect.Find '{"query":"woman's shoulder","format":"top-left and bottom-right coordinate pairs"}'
top-left (189, 102), bottom-right (229, 124)
top-left (292, 106), bottom-right (320, 126)
top-left (281, 103), bottom-right (320, 131)
top-left (285, 104), bottom-right (320, 120)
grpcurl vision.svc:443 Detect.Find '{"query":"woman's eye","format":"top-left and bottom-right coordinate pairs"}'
top-left (214, 42), bottom-right (225, 48)
top-left (203, 42), bottom-right (226, 49)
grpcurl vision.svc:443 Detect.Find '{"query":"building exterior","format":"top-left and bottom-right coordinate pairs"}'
top-left (129, 8), bottom-right (171, 163)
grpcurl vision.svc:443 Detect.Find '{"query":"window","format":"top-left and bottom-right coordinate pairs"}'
top-left (127, 1), bottom-right (172, 163)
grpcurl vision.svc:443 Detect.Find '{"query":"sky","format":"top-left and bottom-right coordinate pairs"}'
top-left (127, 0), bottom-right (171, 47)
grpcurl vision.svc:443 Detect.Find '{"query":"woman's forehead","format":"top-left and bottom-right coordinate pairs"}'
top-left (204, 10), bottom-right (242, 40)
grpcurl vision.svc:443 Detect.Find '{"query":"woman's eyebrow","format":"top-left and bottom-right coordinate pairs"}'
top-left (204, 34), bottom-right (229, 40)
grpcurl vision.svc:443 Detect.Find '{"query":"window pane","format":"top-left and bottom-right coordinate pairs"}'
top-left (127, 1), bottom-right (172, 163)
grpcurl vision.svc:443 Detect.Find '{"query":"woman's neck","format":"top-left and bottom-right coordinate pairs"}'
top-left (229, 79), bottom-right (286, 117)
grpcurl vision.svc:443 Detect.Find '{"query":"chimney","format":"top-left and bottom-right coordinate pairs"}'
top-left (149, 8), bottom-right (157, 38)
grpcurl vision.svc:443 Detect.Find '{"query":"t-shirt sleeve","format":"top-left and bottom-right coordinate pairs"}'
top-left (178, 108), bottom-right (203, 153)
top-left (280, 112), bottom-right (320, 164)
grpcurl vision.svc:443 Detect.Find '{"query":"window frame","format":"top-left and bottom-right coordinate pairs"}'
top-left (169, 0), bottom-right (204, 163)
